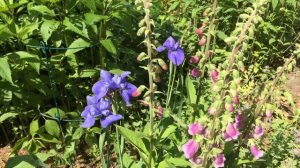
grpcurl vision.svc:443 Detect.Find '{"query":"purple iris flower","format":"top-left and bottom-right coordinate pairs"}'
top-left (100, 111), bottom-right (123, 128)
top-left (157, 36), bottom-right (185, 66)
top-left (112, 71), bottom-right (137, 106)
top-left (81, 96), bottom-right (107, 128)
top-left (92, 70), bottom-right (114, 100)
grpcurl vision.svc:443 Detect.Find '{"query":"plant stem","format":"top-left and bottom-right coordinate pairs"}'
top-left (143, 0), bottom-right (154, 166)
top-left (167, 63), bottom-right (177, 107)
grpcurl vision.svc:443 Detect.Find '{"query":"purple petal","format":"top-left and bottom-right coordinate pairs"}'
top-left (254, 125), bottom-right (264, 138)
top-left (92, 81), bottom-right (110, 98)
top-left (157, 46), bottom-right (166, 52)
top-left (81, 116), bottom-right (95, 128)
top-left (86, 95), bottom-right (97, 105)
top-left (121, 71), bottom-right (131, 80)
top-left (225, 122), bottom-right (239, 140)
top-left (250, 145), bottom-right (263, 160)
top-left (100, 70), bottom-right (112, 81)
top-left (100, 114), bottom-right (122, 128)
top-left (163, 36), bottom-right (175, 49)
top-left (182, 139), bottom-right (199, 159)
top-left (121, 90), bottom-right (132, 106)
top-left (213, 154), bottom-right (225, 168)
top-left (168, 48), bottom-right (184, 66)
top-left (99, 98), bottom-right (111, 111)
top-left (173, 41), bottom-right (180, 50)
top-left (188, 122), bottom-right (206, 136)
top-left (81, 105), bottom-right (92, 118)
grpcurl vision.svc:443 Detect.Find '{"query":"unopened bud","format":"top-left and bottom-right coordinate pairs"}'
top-left (211, 69), bottom-right (219, 83)
top-left (154, 65), bottom-right (163, 74)
top-left (225, 103), bottom-right (234, 112)
top-left (189, 55), bottom-right (200, 64)
top-left (153, 74), bottom-right (161, 83)
top-left (232, 91), bottom-right (240, 105)
top-left (190, 68), bottom-right (201, 77)
top-left (131, 85), bottom-right (146, 97)
top-left (198, 37), bottom-right (206, 46)
top-left (156, 106), bottom-right (164, 119)
top-left (137, 52), bottom-right (148, 61)
top-left (157, 59), bottom-right (168, 70)
top-left (205, 50), bottom-right (213, 57)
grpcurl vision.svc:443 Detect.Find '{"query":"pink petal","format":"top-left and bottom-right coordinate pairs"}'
top-left (250, 145), bottom-right (263, 160)
top-left (182, 139), bottom-right (199, 159)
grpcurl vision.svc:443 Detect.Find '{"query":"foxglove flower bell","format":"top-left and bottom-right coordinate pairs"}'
top-left (182, 139), bottom-right (199, 159)
top-left (188, 122), bottom-right (206, 136)
top-left (254, 125), bottom-right (264, 138)
top-left (250, 145), bottom-right (263, 160)
top-left (223, 122), bottom-right (240, 141)
top-left (157, 36), bottom-right (185, 66)
top-left (213, 154), bottom-right (225, 168)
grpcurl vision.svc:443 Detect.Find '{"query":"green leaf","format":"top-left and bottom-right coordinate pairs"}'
top-left (272, 0), bottom-right (279, 10)
top-left (45, 107), bottom-right (65, 118)
top-left (6, 51), bottom-right (40, 74)
top-left (30, 119), bottom-right (39, 137)
top-left (72, 127), bottom-right (83, 140)
top-left (6, 154), bottom-right (47, 168)
top-left (185, 76), bottom-right (196, 104)
top-left (159, 125), bottom-right (177, 140)
top-left (29, 5), bottom-right (55, 16)
top-left (0, 112), bottom-right (18, 123)
top-left (38, 133), bottom-right (60, 143)
top-left (65, 38), bottom-right (90, 56)
top-left (84, 13), bottom-right (108, 25)
top-left (45, 120), bottom-right (60, 138)
top-left (63, 17), bottom-right (89, 39)
top-left (0, 57), bottom-right (13, 83)
top-left (40, 20), bottom-right (60, 41)
top-left (70, 69), bottom-right (98, 78)
top-left (116, 126), bottom-right (148, 155)
top-left (100, 39), bottom-right (117, 55)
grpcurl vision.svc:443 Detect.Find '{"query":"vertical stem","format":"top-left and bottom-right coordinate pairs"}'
top-left (98, 0), bottom-right (108, 68)
top-left (1, 124), bottom-right (10, 145)
top-left (143, 0), bottom-right (154, 167)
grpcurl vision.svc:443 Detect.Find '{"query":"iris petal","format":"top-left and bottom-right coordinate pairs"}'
top-left (157, 46), bottom-right (166, 52)
top-left (163, 36), bottom-right (175, 49)
top-left (168, 48), bottom-right (184, 66)
top-left (81, 116), bottom-right (95, 128)
top-left (100, 70), bottom-right (112, 81)
top-left (100, 114), bottom-right (122, 128)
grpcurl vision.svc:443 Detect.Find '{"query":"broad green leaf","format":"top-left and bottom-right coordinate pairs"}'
top-left (185, 76), bottom-right (196, 104)
top-left (70, 69), bottom-right (98, 78)
top-left (30, 119), bottom-right (39, 137)
top-left (116, 126), bottom-right (148, 155)
top-left (84, 13), bottom-right (108, 25)
top-left (159, 125), bottom-right (177, 140)
top-left (80, 0), bottom-right (96, 11)
top-left (0, 112), bottom-right (18, 123)
top-left (72, 127), bottom-right (83, 140)
top-left (6, 154), bottom-right (47, 168)
top-left (29, 5), bottom-right (55, 16)
top-left (38, 133), bottom-right (60, 143)
top-left (0, 57), bottom-right (13, 83)
top-left (45, 107), bottom-right (65, 119)
top-left (63, 17), bottom-right (89, 39)
top-left (272, 0), bottom-right (279, 10)
top-left (100, 39), bottom-right (117, 55)
top-left (65, 38), bottom-right (90, 56)
top-left (6, 51), bottom-right (40, 73)
top-left (45, 120), bottom-right (60, 138)
top-left (40, 20), bottom-right (60, 41)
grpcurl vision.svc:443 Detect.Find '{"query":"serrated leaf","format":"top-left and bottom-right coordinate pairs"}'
top-left (100, 39), bottom-right (117, 55)
top-left (0, 57), bottom-right (13, 83)
top-left (29, 5), bottom-right (55, 16)
top-left (63, 17), bottom-right (89, 39)
top-left (65, 38), bottom-right (90, 56)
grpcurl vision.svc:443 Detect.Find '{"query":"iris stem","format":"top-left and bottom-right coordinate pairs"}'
top-left (166, 61), bottom-right (173, 108)
top-left (167, 63), bottom-right (177, 107)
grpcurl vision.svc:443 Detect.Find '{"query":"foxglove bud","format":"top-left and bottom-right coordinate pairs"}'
top-left (265, 109), bottom-right (273, 119)
top-left (205, 50), bottom-right (213, 57)
top-left (132, 85), bottom-right (146, 97)
top-left (250, 145), bottom-right (263, 160)
top-left (154, 65), bottom-right (163, 74)
top-left (208, 107), bottom-right (216, 115)
top-left (190, 68), bottom-right (200, 77)
top-left (225, 103), bottom-right (234, 112)
top-left (213, 154), bottom-right (225, 168)
top-left (254, 125), bottom-right (264, 138)
top-left (189, 55), bottom-right (200, 64)
top-left (211, 69), bottom-right (219, 83)
top-left (157, 58), bottom-right (168, 70)
top-left (198, 37), bottom-right (206, 46)
top-left (232, 91), bottom-right (239, 105)
top-left (156, 105), bottom-right (164, 119)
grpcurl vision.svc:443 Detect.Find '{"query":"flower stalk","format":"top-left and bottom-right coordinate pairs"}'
top-left (143, 0), bottom-right (155, 166)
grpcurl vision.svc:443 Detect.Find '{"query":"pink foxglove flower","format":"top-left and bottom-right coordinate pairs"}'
top-left (223, 122), bottom-right (240, 141)
top-left (213, 154), bottom-right (225, 168)
top-left (234, 113), bottom-right (245, 129)
top-left (211, 70), bottom-right (219, 83)
top-left (182, 139), bottom-right (199, 159)
top-left (190, 156), bottom-right (203, 165)
top-left (250, 145), bottom-right (263, 160)
top-left (188, 122), bottom-right (206, 136)
top-left (232, 91), bottom-right (239, 105)
top-left (198, 37), bottom-right (206, 46)
top-left (189, 55), bottom-right (200, 64)
top-left (191, 68), bottom-right (200, 77)
top-left (254, 125), bottom-right (264, 138)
